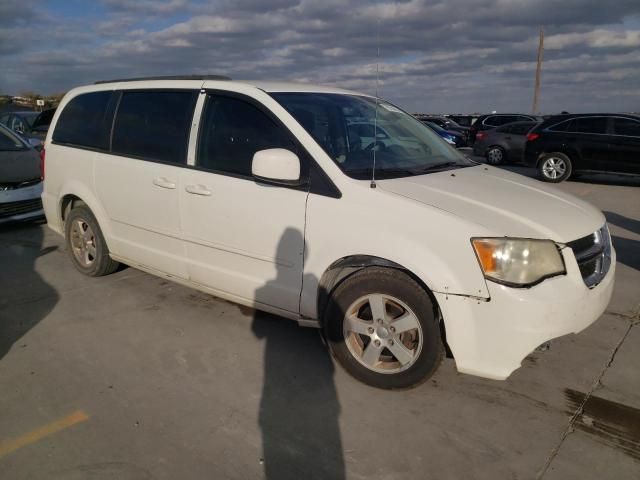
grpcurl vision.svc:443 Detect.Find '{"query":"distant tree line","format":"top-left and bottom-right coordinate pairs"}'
top-left (0, 90), bottom-right (66, 109)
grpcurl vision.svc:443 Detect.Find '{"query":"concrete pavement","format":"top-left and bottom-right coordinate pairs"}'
top-left (0, 168), bottom-right (638, 479)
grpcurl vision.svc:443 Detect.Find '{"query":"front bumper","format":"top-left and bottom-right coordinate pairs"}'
top-left (0, 182), bottom-right (44, 225)
top-left (434, 246), bottom-right (616, 380)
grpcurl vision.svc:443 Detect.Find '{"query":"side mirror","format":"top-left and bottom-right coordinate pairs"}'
top-left (252, 148), bottom-right (301, 185)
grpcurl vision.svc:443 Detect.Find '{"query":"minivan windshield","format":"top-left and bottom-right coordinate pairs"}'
top-left (272, 93), bottom-right (474, 180)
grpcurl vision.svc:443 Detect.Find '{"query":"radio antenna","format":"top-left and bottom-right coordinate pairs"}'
top-left (371, 19), bottom-right (380, 189)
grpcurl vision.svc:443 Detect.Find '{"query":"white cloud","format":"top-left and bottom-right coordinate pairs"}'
top-left (1, 0), bottom-right (639, 113)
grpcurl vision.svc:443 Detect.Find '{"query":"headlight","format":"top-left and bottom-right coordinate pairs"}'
top-left (471, 238), bottom-right (566, 287)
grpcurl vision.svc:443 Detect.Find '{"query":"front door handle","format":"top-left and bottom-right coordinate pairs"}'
top-left (153, 177), bottom-right (176, 189)
top-left (185, 184), bottom-right (212, 196)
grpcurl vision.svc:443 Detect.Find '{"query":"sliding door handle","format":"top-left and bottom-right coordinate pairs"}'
top-left (185, 184), bottom-right (212, 196)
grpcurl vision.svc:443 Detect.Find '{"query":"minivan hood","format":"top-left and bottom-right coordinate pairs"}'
top-left (378, 165), bottom-right (604, 242)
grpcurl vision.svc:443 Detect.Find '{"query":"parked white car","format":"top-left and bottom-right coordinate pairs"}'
top-left (41, 76), bottom-right (615, 389)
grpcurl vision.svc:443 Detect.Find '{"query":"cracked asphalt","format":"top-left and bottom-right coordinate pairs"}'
top-left (0, 166), bottom-right (638, 479)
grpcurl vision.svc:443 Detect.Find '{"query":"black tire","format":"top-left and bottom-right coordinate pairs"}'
top-left (537, 152), bottom-right (572, 183)
top-left (324, 268), bottom-right (443, 389)
top-left (485, 146), bottom-right (506, 165)
top-left (64, 204), bottom-right (119, 276)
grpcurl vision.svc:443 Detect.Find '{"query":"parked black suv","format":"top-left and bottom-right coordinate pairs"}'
top-left (469, 114), bottom-right (541, 144)
top-left (524, 113), bottom-right (640, 182)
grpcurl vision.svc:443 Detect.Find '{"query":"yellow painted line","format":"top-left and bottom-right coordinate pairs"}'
top-left (0, 410), bottom-right (89, 458)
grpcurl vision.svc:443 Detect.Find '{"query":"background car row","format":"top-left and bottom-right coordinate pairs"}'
top-left (0, 123), bottom-right (44, 224)
top-left (0, 108), bottom-right (55, 150)
top-left (429, 111), bottom-right (640, 184)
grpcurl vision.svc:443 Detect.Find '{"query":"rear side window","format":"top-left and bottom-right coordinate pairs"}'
top-left (10, 115), bottom-right (28, 133)
top-left (196, 95), bottom-right (295, 177)
top-left (53, 91), bottom-right (113, 149)
top-left (613, 118), bottom-right (640, 137)
top-left (572, 117), bottom-right (607, 134)
top-left (510, 123), bottom-right (535, 135)
top-left (485, 116), bottom-right (515, 127)
top-left (112, 90), bottom-right (196, 164)
top-left (548, 120), bottom-right (571, 132)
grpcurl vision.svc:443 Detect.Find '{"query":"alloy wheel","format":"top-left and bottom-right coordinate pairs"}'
top-left (343, 294), bottom-right (423, 374)
top-left (487, 147), bottom-right (503, 164)
top-left (542, 157), bottom-right (566, 180)
top-left (70, 218), bottom-right (97, 267)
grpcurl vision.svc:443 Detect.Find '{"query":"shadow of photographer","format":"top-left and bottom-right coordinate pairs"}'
top-left (0, 222), bottom-right (59, 361)
top-left (251, 227), bottom-right (345, 480)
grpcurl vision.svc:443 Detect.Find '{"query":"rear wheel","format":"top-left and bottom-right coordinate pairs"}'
top-left (538, 152), bottom-right (572, 182)
top-left (324, 268), bottom-right (443, 389)
top-left (65, 205), bottom-right (119, 276)
top-left (485, 146), bottom-right (506, 165)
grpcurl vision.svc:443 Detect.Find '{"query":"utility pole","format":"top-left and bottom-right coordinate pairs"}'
top-left (532, 27), bottom-right (544, 115)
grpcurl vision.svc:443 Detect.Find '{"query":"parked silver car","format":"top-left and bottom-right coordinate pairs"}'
top-left (0, 124), bottom-right (43, 224)
top-left (0, 109), bottom-right (55, 150)
top-left (473, 121), bottom-right (539, 164)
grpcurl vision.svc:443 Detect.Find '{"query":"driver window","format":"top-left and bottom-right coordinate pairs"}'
top-left (197, 95), bottom-right (296, 177)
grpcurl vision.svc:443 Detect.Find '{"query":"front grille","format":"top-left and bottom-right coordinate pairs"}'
top-left (0, 198), bottom-right (43, 219)
top-left (566, 225), bottom-right (612, 288)
top-left (0, 178), bottom-right (41, 191)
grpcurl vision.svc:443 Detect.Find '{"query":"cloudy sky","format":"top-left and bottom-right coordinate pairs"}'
top-left (2, 0), bottom-right (640, 113)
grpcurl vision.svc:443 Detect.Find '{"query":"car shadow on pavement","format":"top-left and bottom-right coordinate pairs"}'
top-left (0, 223), bottom-right (59, 360)
top-left (604, 211), bottom-right (640, 272)
top-left (252, 228), bottom-right (345, 480)
top-left (611, 236), bottom-right (640, 272)
top-left (485, 162), bottom-right (640, 187)
top-left (569, 174), bottom-right (640, 188)
top-left (605, 211), bottom-right (640, 236)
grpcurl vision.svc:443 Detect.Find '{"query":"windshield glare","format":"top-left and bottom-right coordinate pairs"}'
top-left (271, 93), bottom-right (473, 179)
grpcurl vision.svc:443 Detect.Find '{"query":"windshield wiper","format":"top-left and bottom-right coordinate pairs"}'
top-left (414, 161), bottom-right (461, 172)
top-left (346, 167), bottom-right (421, 179)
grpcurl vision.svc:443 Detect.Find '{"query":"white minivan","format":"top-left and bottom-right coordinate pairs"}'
top-left (42, 76), bottom-right (615, 389)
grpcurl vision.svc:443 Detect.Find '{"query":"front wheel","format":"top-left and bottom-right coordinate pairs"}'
top-left (324, 268), bottom-right (443, 389)
top-left (538, 152), bottom-right (572, 182)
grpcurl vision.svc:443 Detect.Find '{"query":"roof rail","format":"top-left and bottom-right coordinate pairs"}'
top-left (94, 74), bottom-right (231, 84)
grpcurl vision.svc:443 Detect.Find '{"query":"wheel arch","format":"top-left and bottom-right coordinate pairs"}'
top-left (60, 194), bottom-right (84, 222)
top-left (486, 144), bottom-right (507, 161)
top-left (56, 183), bottom-right (113, 243)
top-left (316, 254), bottom-right (451, 355)
top-left (535, 148), bottom-right (576, 168)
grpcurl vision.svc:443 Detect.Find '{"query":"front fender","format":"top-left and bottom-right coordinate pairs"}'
top-left (300, 187), bottom-right (491, 319)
